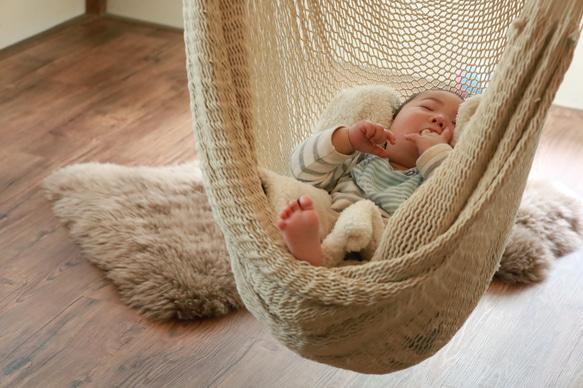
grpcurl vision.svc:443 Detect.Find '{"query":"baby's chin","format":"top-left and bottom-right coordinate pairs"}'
top-left (388, 157), bottom-right (417, 171)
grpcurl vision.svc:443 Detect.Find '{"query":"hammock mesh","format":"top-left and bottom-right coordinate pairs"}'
top-left (182, 0), bottom-right (582, 374)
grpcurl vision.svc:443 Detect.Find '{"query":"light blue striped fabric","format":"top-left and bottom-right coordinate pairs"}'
top-left (351, 156), bottom-right (423, 215)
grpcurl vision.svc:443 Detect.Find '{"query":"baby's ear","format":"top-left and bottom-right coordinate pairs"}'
top-left (452, 94), bottom-right (482, 147)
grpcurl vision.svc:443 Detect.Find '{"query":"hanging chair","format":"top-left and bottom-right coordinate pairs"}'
top-left (181, 0), bottom-right (582, 374)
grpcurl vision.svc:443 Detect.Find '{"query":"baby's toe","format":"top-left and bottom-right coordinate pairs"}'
top-left (279, 207), bottom-right (291, 219)
top-left (288, 199), bottom-right (300, 212)
top-left (298, 195), bottom-right (314, 210)
top-left (277, 218), bottom-right (288, 230)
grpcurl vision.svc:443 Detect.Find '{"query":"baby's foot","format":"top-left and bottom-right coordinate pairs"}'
top-left (277, 195), bottom-right (322, 266)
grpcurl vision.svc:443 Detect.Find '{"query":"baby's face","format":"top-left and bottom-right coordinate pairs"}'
top-left (387, 90), bottom-right (463, 169)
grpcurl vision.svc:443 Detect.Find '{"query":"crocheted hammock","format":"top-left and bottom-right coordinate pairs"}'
top-left (182, 0), bottom-right (582, 374)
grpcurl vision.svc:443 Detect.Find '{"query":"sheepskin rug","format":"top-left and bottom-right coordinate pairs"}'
top-left (43, 162), bottom-right (243, 321)
top-left (43, 162), bottom-right (583, 321)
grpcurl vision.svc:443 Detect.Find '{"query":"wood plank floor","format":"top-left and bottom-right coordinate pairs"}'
top-left (1, 16), bottom-right (582, 388)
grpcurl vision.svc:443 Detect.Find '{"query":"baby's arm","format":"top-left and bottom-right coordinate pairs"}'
top-left (332, 120), bottom-right (396, 158)
top-left (413, 129), bottom-right (454, 179)
top-left (290, 129), bottom-right (358, 191)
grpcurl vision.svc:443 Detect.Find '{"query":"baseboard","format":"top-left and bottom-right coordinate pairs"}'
top-left (87, 0), bottom-right (107, 15)
top-left (101, 14), bottom-right (184, 32)
top-left (0, 15), bottom-right (95, 59)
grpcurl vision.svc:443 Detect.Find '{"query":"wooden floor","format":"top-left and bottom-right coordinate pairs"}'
top-left (1, 16), bottom-right (582, 388)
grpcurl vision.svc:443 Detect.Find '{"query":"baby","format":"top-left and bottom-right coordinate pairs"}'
top-left (277, 89), bottom-right (464, 266)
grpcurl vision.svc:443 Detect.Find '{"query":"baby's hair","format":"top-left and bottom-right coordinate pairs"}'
top-left (392, 89), bottom-right (465, 119)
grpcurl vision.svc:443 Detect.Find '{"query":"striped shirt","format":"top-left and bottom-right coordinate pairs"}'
top-left (290, 127), bottom-right (452, 216)
top-left (351, 156), bottom-right (423, 215)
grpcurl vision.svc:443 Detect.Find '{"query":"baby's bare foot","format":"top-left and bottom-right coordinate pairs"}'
top-left (277, 194), bottom-right (322, 266)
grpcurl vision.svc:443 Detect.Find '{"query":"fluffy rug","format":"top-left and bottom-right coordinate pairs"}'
top-left (43, 162), bottom-right (243, 320)
top-left (43, 162), bottom-right (583, 321)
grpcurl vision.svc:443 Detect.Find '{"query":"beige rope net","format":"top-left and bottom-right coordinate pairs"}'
top-left (182, 0), bottom-right (582, 374)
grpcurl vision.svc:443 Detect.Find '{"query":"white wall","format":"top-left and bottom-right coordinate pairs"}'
top-left (107, 0), bottom-right (183, 29)
top-left (553, 37), bottom-right (583, 110)
top-left (0, 0), bottom-right (85, 50)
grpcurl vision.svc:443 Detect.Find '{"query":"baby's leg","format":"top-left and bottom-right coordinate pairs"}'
top-left (277, 194), bottom-right (322, 266)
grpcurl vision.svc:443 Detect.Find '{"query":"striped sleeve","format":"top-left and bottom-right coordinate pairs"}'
top-left (289, 127), bottom-right (359, 192)
top-left (416, 143), bottom-right (453, 179)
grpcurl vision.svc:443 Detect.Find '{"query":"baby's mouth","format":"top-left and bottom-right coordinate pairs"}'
top-left (421, 127), bottom-right (440, 134)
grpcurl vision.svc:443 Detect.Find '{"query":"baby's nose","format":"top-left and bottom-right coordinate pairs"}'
top-left (432, 115), bottom-right (445, 128)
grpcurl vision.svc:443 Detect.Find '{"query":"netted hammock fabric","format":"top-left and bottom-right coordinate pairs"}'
top-left (182, 0), bottom-right (582, 374)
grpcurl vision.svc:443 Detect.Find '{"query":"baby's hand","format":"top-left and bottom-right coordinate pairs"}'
top-left (347, 120), bottom-right (396, 158)
top-left (404, 128), bottom-right (453, 155)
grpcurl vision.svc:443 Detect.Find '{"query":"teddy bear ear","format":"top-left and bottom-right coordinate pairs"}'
top-left (452, 94), bottom-right (482, 147)
top-left (313, 85), bottom-right (402, 133)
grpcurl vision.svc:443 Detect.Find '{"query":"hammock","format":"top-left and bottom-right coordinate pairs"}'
top-left (182, 0), bottom-right (582, 374)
